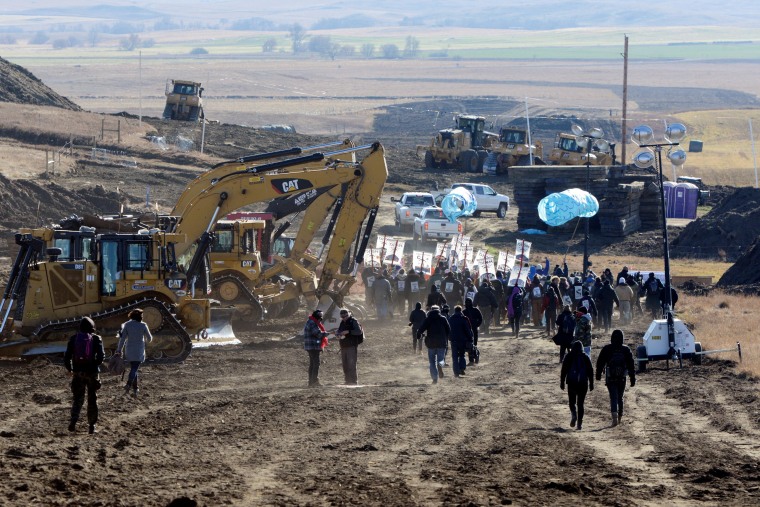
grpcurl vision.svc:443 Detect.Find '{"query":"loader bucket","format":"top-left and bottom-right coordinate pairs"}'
top-left (200, 307), bottom-right (239, 345)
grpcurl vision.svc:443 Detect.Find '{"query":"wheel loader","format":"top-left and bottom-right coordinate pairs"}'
top-left (416, 115), bottom-right (498, 172)
top-left (0, 142), bottom-right (388, 361)
top-left (163, 79), bottom-right (204, 122)
top-left (547, 132), bottom-right (615, 166)
top-left (482, 127), bottom-right (544, 175)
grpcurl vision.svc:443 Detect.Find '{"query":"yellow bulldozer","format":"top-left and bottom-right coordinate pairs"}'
top-left (417, 115), bottom-right (498, 172)
top-left (482, 126), bottom-right (544, 175)
top-left (547, 132), bottom-right (615, 166)
top-left (0, 142), bottom-right (388, 361)
top-left (163, 79), bottom-right (204, 122)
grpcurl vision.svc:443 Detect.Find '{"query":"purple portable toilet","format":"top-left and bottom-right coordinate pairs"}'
top-left (673, 182), bottom-right (699, 219)
top-left (663, 181), bottom-right (676, 218)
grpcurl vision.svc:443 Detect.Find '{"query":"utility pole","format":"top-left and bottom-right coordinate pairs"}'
top-left (621, 35), bottom-right (629, 167)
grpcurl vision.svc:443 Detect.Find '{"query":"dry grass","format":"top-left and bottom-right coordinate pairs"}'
top-left (677, 292), bottom-right (758, 376)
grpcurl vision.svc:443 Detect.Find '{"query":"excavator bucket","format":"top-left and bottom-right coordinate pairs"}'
top-left (316, 294), bottom-right (343, 328)
top-left (198, 307), bottom-right (239, 346)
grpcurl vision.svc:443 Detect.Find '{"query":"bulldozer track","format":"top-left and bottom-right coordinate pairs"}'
top-left (31, 297), bottom-right (192, 365)
top-left (212, 273), bottom-right (264, 324)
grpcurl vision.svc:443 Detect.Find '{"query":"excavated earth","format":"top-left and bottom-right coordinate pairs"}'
top-left (0, 61), bottom-right (759, 506)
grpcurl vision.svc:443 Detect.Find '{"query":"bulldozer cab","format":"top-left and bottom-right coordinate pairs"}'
top-left (499, 128), bottom-right (526, 145)
top-left (52, 228), bottom-right (96, 261)
top-left (210, 220), bottom-right (262, 259)
top-left (171, 82), bottom-right (201, 96)
top-left (456, 116), bottom-right (486, 147)
top-left (556, 134), bottom-right (582, 152)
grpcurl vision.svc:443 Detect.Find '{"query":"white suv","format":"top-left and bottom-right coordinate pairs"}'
top-left (435, 183), bottom-right (510, 218)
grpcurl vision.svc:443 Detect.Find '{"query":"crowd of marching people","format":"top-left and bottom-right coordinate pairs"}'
top-left (344, 257), bottom-right (670, 428)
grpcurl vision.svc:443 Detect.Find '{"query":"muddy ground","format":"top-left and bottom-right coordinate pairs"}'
top-left (0, 63), bottom-right (758, 505)
top-left (1, 310), bottom-right (759, 506)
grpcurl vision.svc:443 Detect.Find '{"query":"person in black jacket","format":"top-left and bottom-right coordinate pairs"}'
top-left (426, 284), bottom-right (447, 311)
top-left (463, 297), bottom-right (483, 365)
top-left (596, 279), bottom-right (620, 332)
top-left (408, 302), bottom-right (427, 354)
top-left (596, 329), bottom-right (636, 427)
top-left (336, 309), bottom-right (364, 385)
top-left (448, 306), bottom-right (473, 378)
top-left (560, 340), bottom-right (594, 430)
top-left (417, 305), bottom-right (451, 384)
top-left (63, 317), bottom-right (105, 434)
top-left (554, 305), bottom-right (576, 363)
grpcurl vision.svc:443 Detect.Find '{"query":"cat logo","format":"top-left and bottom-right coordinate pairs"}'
top-left (241, 260), bottom-right (254, 267)
top-left (271, 178), bottom-right (313, 195)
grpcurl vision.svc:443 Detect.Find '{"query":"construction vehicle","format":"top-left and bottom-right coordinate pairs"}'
top-left (0, 142), bottom-right (388, 361)
top-left (171, 139), bottom-right (358, 323)
top-left (417, 115), bottom-right (497, 172)
top-left (547, 132), bottom-right (615, 166)
top-left (163, 79), bottom-right (204, 122)
top-left (482, 126), bottom-right (544, 175)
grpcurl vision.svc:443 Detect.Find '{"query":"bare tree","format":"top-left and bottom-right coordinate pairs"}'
top-left (361, 43), bottom-right (374, 58)
top-left (381, 44), bottom-right (399, 59)
top-left (288, 23), bottom-right (307, 53)
top-left (404, 36), bottom-right (420, 58)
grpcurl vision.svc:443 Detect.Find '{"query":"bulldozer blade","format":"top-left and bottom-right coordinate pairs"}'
top-left (200, 307), bottom-right (239, 345)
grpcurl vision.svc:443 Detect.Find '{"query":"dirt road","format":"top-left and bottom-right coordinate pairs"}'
top-left (1, 306), bottom-right (758, 506)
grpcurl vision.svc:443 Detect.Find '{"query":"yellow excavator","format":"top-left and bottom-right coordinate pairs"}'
top-left (0, 142), bottom-right (388, 361)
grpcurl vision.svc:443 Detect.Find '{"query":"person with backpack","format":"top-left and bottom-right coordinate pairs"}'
top-left (506, 284), bottom-right (524, 338)
top-left (408, 302), bottom-right (427, 354)
top-left (560, 340), bottom-right (594, 430)
top-left (528, 275), bottom-right (544, 327)
top-left (417, 305), bottom-right (451, 384)
top-left (574, 306), bottom-right (593, 358)
top-left (463, 297), bottom-right (483, 366)
top-left (596, 329), bottom-right (636, 427)
top-left (554, 305), bottom-right (576, 362)
top-left (336, 308), bottom-right (364, 385)
top-left (64, 317), bottom-right (105, 434)
top-left (115, 308), bottom-right (153, 398)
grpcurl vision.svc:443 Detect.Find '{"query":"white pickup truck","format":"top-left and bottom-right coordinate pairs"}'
top-left (413, 206), bottom-right (462, 244)
top-left (433, 183), bottom-right (510, 218)
top-left (391, 192), bottom-right (436, 231)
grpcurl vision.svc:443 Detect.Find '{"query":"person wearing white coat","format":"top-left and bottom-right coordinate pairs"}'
top-left (115, 309), bottom-right (153, 397)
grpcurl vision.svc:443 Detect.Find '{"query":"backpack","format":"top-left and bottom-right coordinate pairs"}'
top-left (606, 347), bottom-right (628, 382)
top-left (511, 292), bottom-right (523, 312)
top-left (73, 332), bottom-right (94, 365)
top-left (560, 314), bottom-right (575, 336)
top-left (568, 354), bottom-right (587, 385)
top-left (350, 317), bottom-right (364, 345)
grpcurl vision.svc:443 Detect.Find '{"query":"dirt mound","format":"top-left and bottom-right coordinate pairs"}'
top-left (0, 173), bottom-right (123, 232)
top-left (718, 236), bottom-right (760, 287)
top-left (671, 187), bottom-right (760, 260)
top-left (0, 56), bottom-right (80, 110)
